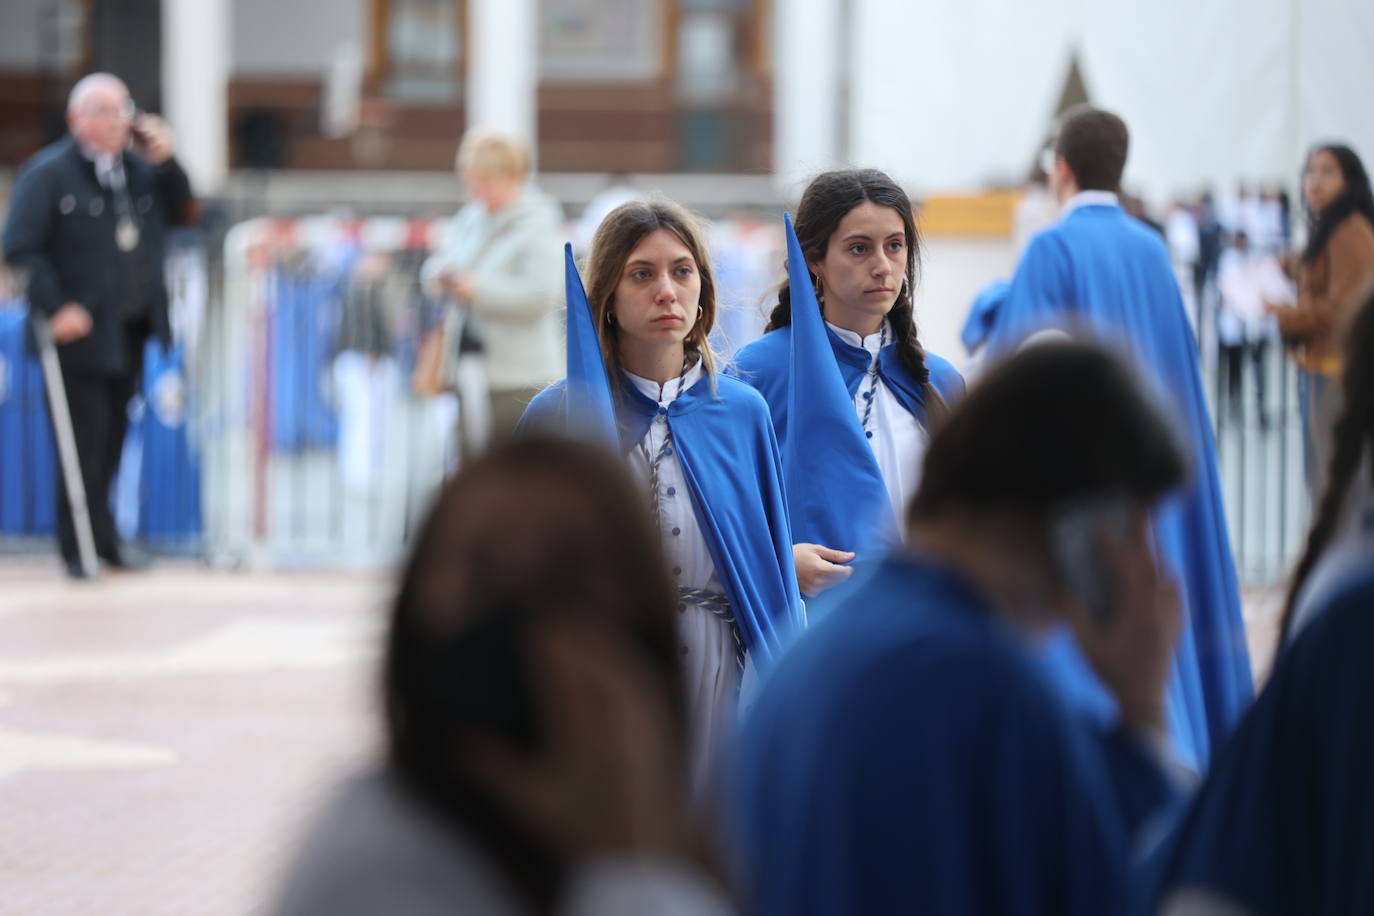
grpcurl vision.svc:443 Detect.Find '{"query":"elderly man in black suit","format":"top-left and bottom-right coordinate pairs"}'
top-left (3, 72), bottom-right (195, 578)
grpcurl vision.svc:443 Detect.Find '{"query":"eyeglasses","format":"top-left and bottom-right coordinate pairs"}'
top-left (82, 98), bottom-right (137, 122)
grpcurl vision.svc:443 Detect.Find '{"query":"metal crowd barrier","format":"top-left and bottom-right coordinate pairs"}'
top-left (1206, 339), bottom-right (1310, 585)
top-left (198, 215), bottom-right (462, 569)
top-left (1, 213), bottom-right (1312, 584)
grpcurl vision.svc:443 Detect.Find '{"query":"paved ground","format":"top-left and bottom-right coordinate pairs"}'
top-left (0, 554), bottom-right (1286, 915)
top-left (0, 557), bottom-right (389, 916)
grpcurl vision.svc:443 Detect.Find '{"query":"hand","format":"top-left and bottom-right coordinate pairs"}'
top-left (132, 113), bottom-right (175, 164)
top-left (1067, 516), bottom-right (1181, 733)
top-left (462, 623), bottom-right (693, 861)
top-left (449, 271), bottom-right (477, 303)
top-left (793, 543), bottom-right (856, 597)
top-left (49, 303), bottom-right (93, 344)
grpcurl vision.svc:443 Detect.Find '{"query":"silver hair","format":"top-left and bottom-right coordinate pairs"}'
top-left (67, 73), bottom-right (128, 113)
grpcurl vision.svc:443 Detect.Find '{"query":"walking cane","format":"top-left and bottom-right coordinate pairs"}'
top-left (32, 313), bottom-right (100, 578)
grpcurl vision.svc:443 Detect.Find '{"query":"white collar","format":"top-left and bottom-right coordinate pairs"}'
top-left (1061, 190), bottom-right (1120, 217)
top-left (825, 319), bottom-right (890, 354)
top-left (623, 358), bottom-right (705, 405)
top-left (77, 142), bottom-right (125, 188)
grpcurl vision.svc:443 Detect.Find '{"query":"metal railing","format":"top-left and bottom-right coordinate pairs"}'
top-left (1, 218), bottom-right (1313, 584)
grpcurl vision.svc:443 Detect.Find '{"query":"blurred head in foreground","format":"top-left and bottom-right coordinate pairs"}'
top-left (383, 435), bottom-right (688, 908)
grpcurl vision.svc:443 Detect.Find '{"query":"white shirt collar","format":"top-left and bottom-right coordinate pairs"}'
top-left (623, 358), bottom-right (705, 405)
top-left (77, 141), bottom-right (125, 189)
top-left (825, 319), bottom-right (890, 354)
top-left (1061, 190), bottom-right (1120, 217)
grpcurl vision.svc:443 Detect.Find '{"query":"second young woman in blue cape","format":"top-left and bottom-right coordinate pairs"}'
top-left (518, 199), bottom-right (805, 785)
top-left (732, 170), bottom-right (965, 597)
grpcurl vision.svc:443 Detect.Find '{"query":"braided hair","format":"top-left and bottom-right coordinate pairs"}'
top-left (1278, 285), bottom-right (1374, 646)
top-left (766, 168), bottom-right (947, 424)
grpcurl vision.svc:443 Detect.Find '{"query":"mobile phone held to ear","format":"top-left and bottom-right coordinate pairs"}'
top-left (1050, 497), bottom-right (1135, 625)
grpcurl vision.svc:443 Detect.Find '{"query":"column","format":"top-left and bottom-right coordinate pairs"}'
top-left (772, 0), bottom-right (843, 193)
top-left (466, 0), bottom-right (538, 153)
top-left (161, 0), bottom-right (228, 193)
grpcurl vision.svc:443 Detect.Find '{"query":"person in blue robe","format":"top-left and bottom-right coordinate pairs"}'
top-left (518, 199), bottom-right (804, 789)
top-left (1145, 295), bottom-right (1374, 915)
top-left (732, 170), bottom-right (965, 599)
top-left (1145, 562), bottom-right (1374, 916)
top-left (731, 341), bottom-right (1191, 916)
top-left (981, 106), bottom-right (1252, 769)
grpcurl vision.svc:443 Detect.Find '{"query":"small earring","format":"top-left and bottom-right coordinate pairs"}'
top-left (697, 305), bottom-right (703, 319)
top-left (605, 311), bottom-right (616, 326)
top-left (812, 276), bottom-right (825, 306)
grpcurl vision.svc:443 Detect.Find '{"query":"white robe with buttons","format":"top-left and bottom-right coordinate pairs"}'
top-left (826, 321), bottom-right (929, 530)
top-left (623, 363), bottom-right (739, 794)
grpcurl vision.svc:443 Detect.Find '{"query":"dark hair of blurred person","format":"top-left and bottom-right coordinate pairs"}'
top-left (908, 341), bottom-right (1187, 532)
top-left (1279, 286), bottom-right (1374, 645)
top-left (385, 435), bottom-right (688, 905)
top-left (275, 436), bottom-right (733, 916)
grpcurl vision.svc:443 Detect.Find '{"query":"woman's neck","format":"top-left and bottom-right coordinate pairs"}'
top-left (822, 304), bottom-right (885, 339)
top-left (618, 339), bottom-right (687, 384)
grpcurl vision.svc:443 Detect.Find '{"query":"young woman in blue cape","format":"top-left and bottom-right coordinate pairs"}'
top-left (1146, 293), bottom-right (1374, 916)
top-left (731, 169), bottom-right (965, 597)
top-left (519, 199), bottom-right (805, 786)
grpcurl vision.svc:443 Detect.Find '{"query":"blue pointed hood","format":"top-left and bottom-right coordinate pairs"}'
top-left (561, 243), bottom-right (619, 449)
top-left (782, 213), bottom-right (894, 555)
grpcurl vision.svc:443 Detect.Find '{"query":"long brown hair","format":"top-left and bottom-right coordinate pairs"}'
top-left (383, 436), bottom-right (687, 911)
top-left (1279, 286), bottom-right (1374, 644)
top-left (767, 168), bottom-right (947, 425)
top-left (586, 197), bottom-right (719, 385)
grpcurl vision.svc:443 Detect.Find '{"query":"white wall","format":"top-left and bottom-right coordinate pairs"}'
top-left (232, 0), bottom-right (365, 75)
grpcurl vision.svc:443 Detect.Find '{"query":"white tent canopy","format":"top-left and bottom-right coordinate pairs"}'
top-left (833, 0), bottom-right (1374, 201)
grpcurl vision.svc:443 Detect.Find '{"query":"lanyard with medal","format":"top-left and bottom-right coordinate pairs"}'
top-left (103, 149), bottom-right (140, 253)
top-left (113, 181), bottom-right (140, 252)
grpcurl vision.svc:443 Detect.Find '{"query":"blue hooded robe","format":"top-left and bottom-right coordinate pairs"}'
top-left (731, 216), bottom-right (965, 562)
top-left (517, 246), bottom-right (804, 667)
top-left (731, 552), bottom-right (1179, 916)
top-left (983, 200), bottom-right (1252, 769)
top-left (1143, 562), bottom-right (1374, 915)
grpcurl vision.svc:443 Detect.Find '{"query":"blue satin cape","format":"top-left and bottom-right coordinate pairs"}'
top-left (983, 202), bottom-right (1252, 769)
top-left (731, 553), bottom-right (1178, 915)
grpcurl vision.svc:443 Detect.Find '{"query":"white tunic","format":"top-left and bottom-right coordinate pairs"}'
top-left (826, 321), bottom-right (929, 528)
top-left (622, 363), bottom-right (738, 794)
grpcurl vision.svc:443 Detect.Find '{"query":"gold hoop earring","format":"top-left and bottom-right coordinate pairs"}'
top-left (697, 305), bottom-right (703, 319)
top-left (812, 275), bottom-right (825, 306)
top-left (605, 310), bottom-right (616, 326)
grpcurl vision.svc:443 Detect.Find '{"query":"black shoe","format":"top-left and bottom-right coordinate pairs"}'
top-left (100, 544), bottom-right (151, 572)
top-left (64, 557), bottom-right (99, 580)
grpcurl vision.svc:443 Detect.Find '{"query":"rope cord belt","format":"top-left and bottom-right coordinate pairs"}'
top-left (677, 586), bottom-right (746, 673)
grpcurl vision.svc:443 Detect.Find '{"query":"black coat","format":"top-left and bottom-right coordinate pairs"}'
top-left (2, 135), bottom-right (194, 377)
